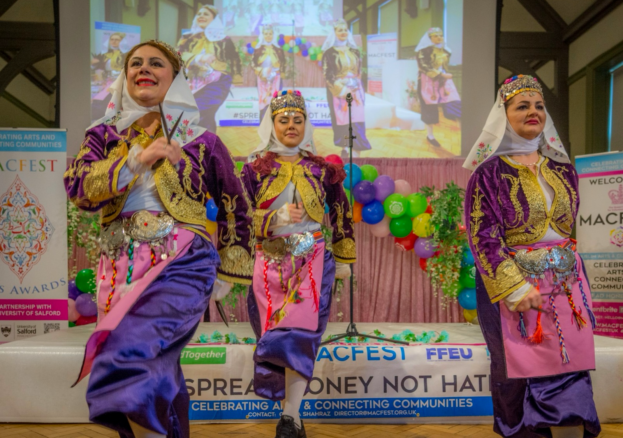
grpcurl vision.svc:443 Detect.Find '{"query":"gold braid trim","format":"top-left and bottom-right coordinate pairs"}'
top-left (483, 259), bottom-right (527, 303)
top-left (542, 163), bottom-right (575, 236)
top-left (82, 140), bottom-right (128, 205)
top-left (253, 209), bottom-right (277, 238)
top-left (333, 238), bottom-right (356, 263)
top-left (293, 164), bottom-right (325, 223)
top-left (257, 161), bottom-right (294, 205)
top-left (333, 201), bottom-right (346, 239)
top-left (154, 159), bottom-right (209, 228)
top-left (500, 174), bottom-right (523, 228)
top-left (218, 245), bottom-right (254, 283)
top-left (219, 194), bottom-right (242, 246)
top-left (469, 185), bottom-right (494, 277)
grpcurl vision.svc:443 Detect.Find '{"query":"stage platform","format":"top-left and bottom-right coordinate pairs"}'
top-left (1, 322), bottom-right (622, 424)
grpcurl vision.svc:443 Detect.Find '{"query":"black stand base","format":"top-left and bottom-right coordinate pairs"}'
top-left (321, 93), bottom-right (408, 347)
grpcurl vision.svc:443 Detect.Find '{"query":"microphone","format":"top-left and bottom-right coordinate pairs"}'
top-left (346, 92), bottom-right (353, 103)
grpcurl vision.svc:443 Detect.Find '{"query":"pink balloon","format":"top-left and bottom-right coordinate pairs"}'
top-left (369, 216), bottom-right (391, 238)
top-left (68, 298), bottom-right (80, 322)
top-left (394, 180), bottom-right (412, 196)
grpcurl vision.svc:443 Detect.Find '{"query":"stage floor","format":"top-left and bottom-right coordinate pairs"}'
top-left (1, 322), bottom-right (622, 425)
top-left (4, 422), bottom-right (623, 438)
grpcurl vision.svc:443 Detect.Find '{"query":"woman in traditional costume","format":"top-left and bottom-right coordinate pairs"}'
top-left (322, 19), bottom-right (371, 158)
top-left (415, 27), bottom-right (461, 149)
top-left (65, 40), bottom-right (254, 438)
top-left (242, 90), bottom-right (355, 438)
top-left (464, 75), bottom-right (600, 438)
top-left (177, 4), bottom-right (241, 133)
top-left (252, 24), bottom-right (286, 121)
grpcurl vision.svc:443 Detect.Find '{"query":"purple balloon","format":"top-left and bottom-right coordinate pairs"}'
top-left (373, 175), bottom-right (395, 202)
top-left (414, 237), bottom-right (437, 258)
top-left (68, 280), bottom-right (81, 301)
top-left (353, 180), bottom-right (376, 205)
top-left (306, 41), bottom-right (312, 49)
top-left (75, 293), bottom-right (97, 317)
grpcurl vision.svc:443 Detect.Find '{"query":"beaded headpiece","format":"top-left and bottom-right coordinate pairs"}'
top-left (500, 75), bottom-right (543, 104)
top-left (262, 23), bottom-right (274, 33)
top-left (428, 27), bottom-right (443, 36)
top-left (270, 90), bottom-right (307, 118)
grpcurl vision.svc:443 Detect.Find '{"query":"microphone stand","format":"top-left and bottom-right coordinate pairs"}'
top-left (322, 92), bottom-right (408, 346)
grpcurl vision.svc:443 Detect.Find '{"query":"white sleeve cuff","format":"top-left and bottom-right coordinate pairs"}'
top-left (503, 283), bottom-right (533, 311)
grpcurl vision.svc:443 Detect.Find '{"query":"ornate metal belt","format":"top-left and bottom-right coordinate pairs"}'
top-left (510, 241), bottom-right (576, 280)
top-left (258, 231), bottom-right (323, 264)
top-left (99, 210), bottom-right (176, 260)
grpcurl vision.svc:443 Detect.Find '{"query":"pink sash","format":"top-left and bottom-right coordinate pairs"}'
top-left (333, 75), bottom-right (365, 126)
top-left (500, 240), bottom-right (596, 379)
top-left (419, 73), bottom-right (460, 105)
top-left (72, 228), bottom-right (195, 386)
top-left (253, 240), bottom-right (325, 337)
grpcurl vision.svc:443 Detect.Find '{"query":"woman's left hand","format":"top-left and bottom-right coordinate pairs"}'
top-left (211, 278), bottom-right (233, 302)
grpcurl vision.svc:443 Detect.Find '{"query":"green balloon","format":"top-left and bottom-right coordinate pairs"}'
top-left (442, 281), bottom-right (463, 298)
top-left (310, 54), bottom-right (317, 61)
top-left (383, 194), bottom-right (408, 218)
top-left (301, 38), bottom-right (307, 44)
top-left (293, 46), bottom-right (300, 53)
top-left (75, 269), bottom-right (96, 294)
top-left (360, 164), bottom-right (378, 182)
top-left (282, 43), bottom-right (290, 51)
top-left (344, 188), bottom-right (353, 204)
top-left (407, 193), bottom-right (428, 218)
top-left (389, 216), bottom-right (412, 238)
top-left (236, 161), bottom-right (244, 172)
top-left (459, 265), bottom-right (477, 289)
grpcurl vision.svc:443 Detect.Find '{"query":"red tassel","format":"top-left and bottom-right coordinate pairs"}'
top-left (308, 246), bottom-right (319, 312)
top-left (263, 259), bottom-right (272, 333)
top-left (529, 308), bottom-right (544, 344)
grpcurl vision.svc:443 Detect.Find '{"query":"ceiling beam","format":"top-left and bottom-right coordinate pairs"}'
top-left (516, 0), bottom-right (566, 34)
top-left (0, 0), bottom-right (19, 17)
top-left (499, 32), bottom-right (564, 49)
top-left (0, 22), bottom-right (56, 42)
top-left (0, 52), bottom-right (55, 95)
top-left (0, 42), bottom-right (56, 97)
top-left (563, 0), bottom-right (623, 43)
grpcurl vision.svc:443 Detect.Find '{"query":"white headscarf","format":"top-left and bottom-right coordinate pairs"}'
top-left (248, 108), bottom-right (316, 161)
top-left (463, 92), bottom-right (570, 171)
top-left (321, 20), bottom-right (358, 52)
top-left (185, 7), bottom-right (226, 42)
top-left (415, 27), bottom-right (451, 53)
top-left (88, 70), bottom-right (206, 146)
top-left (256, 25), bottom-right (279, 48)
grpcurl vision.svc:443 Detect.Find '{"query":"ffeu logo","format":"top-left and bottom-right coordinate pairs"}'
top-left (426, 347), bottom-right (473, 361)
top-left (0, 324), bottom-right (11, 338)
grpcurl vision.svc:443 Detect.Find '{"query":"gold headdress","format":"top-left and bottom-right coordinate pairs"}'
top-left (500, 75), bottom-right (543, 103)
top-left (270, 90), bottom-right (307, 118)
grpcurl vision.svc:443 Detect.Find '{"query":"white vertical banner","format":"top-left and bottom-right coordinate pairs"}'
top-left (367, 33), bottom-right (398, 97)
top-left (576, 152), bottom-right (623, 339)
top-left (0, 129), bottom-right (68, 342)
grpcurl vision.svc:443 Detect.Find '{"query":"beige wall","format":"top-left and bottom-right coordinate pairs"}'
top-left (569, 4), bottom-right (623, 76)
top-left (567, 4), bottom-right (623, 158)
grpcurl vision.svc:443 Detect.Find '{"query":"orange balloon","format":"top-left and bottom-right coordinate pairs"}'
top-left (353, 202), bottom-right (363, 223)
top-left (285, 35), bottom-right (293, 43)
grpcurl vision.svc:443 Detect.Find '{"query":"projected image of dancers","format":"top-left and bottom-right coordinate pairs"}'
top-left (415, 27), bottom-right (462, 150)
top-left (322, 18), bottom-right (371, 158)
top-left (177, 4), bottom-right (241, 132)
top-left (252, 24), bottom-right (286, 121)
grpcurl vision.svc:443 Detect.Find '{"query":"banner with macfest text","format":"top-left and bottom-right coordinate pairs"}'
top-left (182, 342), bottom-right (493, 421)
top-left (576, 152), bottom-right (623, 339)
top-left (0, 129), bottom-right (68, 343)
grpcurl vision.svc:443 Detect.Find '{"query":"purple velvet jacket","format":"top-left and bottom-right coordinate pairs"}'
top-left (465, 156), bottom-right (579, 302)
top-left (241, 156), bottom-right (356, 264)
top-left (64, 123), bottom-right (255, 284)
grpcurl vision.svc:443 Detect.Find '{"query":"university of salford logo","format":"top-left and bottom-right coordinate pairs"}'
top-left (1, 325), bottom-right (12, 338)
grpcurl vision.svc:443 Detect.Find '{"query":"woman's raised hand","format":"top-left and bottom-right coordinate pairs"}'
top-left (288, 202), bottom-right (304, 223)
top-left (139, 137), bottom-right (182, 167)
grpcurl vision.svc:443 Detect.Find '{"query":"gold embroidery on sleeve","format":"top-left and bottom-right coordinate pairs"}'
top-left (500, 173), bottom-right (523, 228)
top-left (219, 194), bottom-right (241, 246)
top-left (333, 201), bottom-right (346, 239)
